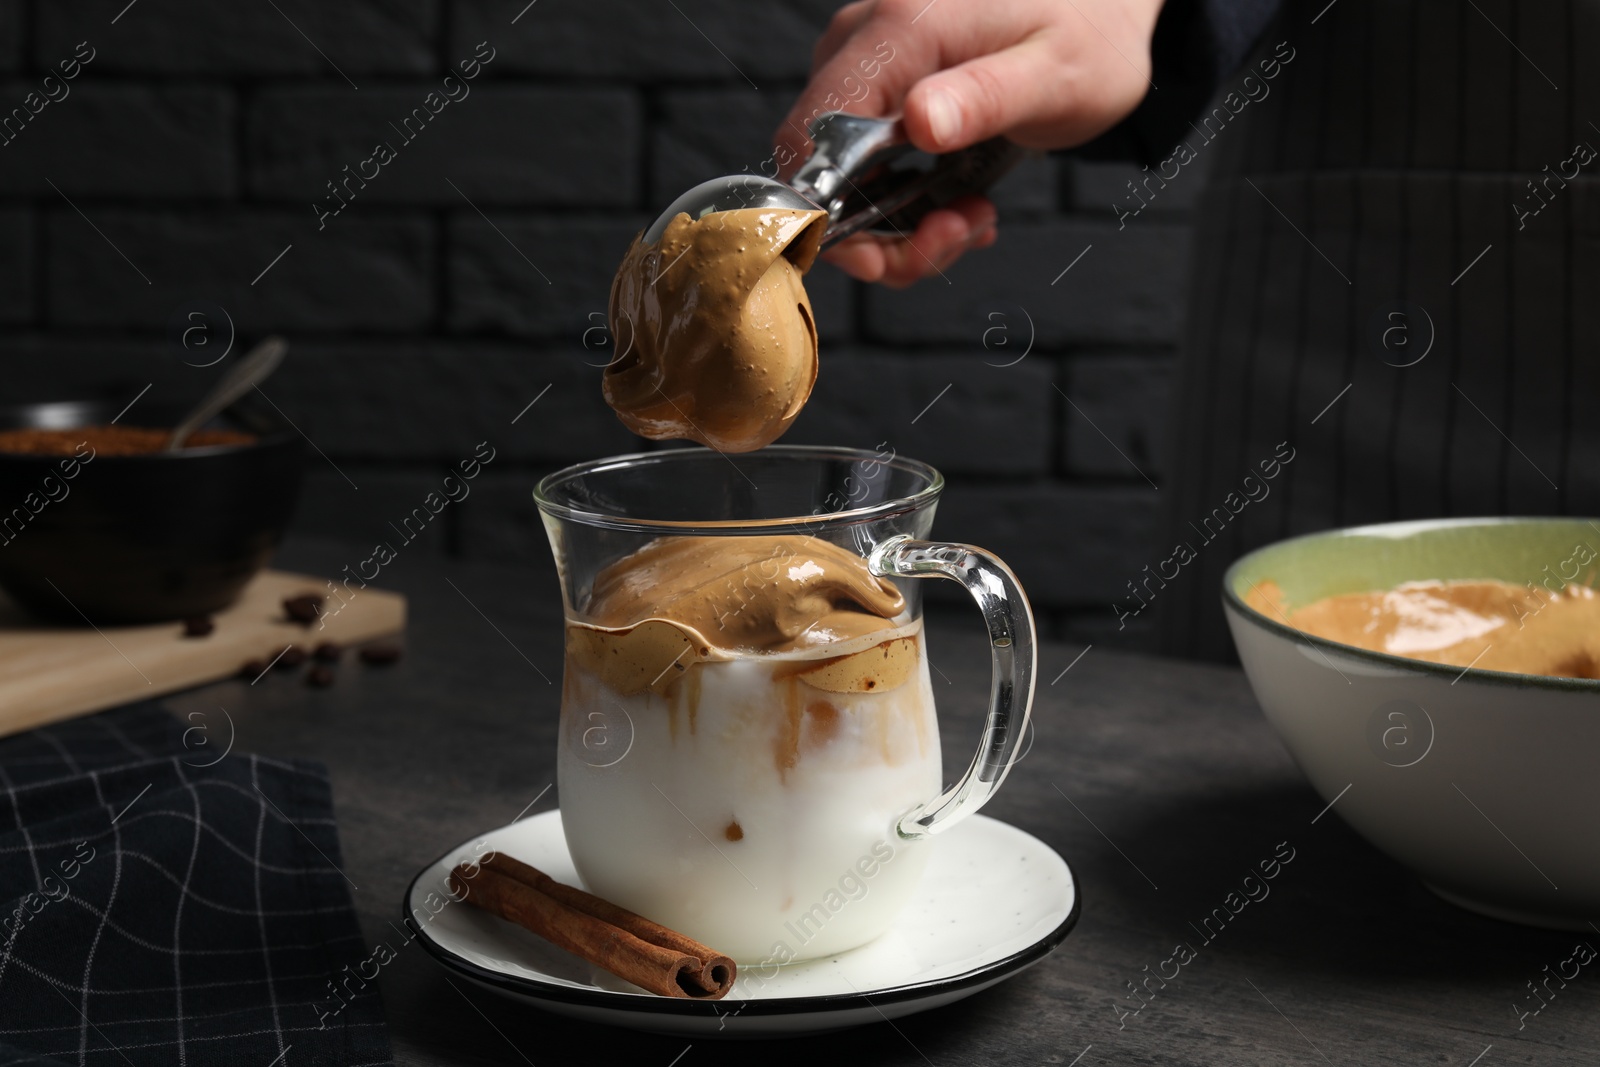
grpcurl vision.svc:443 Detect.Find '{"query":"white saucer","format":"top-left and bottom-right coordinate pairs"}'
top-left (404, 810), bottom-right (1079, 1037)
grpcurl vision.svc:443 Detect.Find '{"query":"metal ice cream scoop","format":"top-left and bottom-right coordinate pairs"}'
top-left (643, 111), bottom-right (1024, 248)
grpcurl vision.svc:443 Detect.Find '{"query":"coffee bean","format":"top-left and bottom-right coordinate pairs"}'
top-left (283, 594), bottom-right (324, 627)
top-left (306, 665), bottom-right (335, 688)
top-left (182, 615), bottom-right (215, 638)
top-left (239, 659), bottom-right (267, 679)
top-left (358, 644), bottom-right (402, 666)
top-left (277, 645), bottom-right (306, 669)
top-left (313, 641), bottom-right (342, 662)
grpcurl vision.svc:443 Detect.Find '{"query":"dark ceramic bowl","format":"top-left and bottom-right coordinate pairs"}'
top-left (0, 399), bottom-right (304, 625)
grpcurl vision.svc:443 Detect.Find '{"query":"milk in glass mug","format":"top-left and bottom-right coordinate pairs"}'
top-left (535, 445), bottom-right (1036, 962)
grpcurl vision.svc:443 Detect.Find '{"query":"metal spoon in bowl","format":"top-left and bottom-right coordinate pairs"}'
top-left (642, 111), bottom-right (1025, 249)
top-left (163, 336), bottom-right (288, 452)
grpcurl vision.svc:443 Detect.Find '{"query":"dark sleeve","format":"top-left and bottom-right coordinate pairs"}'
top-left (1077, 0), bottom-right (1287, 165)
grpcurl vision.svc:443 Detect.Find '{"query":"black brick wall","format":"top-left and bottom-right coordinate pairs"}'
top-left (0, 0), bottom-right (1203, 648)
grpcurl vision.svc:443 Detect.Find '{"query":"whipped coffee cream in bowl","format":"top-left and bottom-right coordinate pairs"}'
top-left (1225, 517), bottom-right (1600, 929)
top-left (535, 446), bottom-right (1037, 962)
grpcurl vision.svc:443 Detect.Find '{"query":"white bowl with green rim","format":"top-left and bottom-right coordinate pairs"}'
top-left (1223, 517), bottom-right (1600, 930)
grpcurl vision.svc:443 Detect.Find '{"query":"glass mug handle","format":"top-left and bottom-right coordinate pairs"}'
top-left (868, 535), bottom-right (1037, 839)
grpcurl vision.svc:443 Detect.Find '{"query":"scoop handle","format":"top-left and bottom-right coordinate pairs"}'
top-left (868, 535), bottom-right (1037, 838)
top-left (794, 112), bottom-right (1026, 247)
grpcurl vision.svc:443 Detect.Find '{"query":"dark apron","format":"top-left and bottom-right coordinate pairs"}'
top-left (1155, 0), bottom-right (1600, 660)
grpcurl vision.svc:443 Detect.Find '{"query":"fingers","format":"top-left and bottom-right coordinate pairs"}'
top-left (779, 0), bottom-right (1028, 172)
top-left (777, 17), bottom-right (924, 176)
top-left (903, 36), bottom-right (1069, 153)
top-left (781, 0), bottom-right (1161, 286)
top-left (822, 236), bottom-right (889, 284)
top-left (785, 0), bottom-right (1159, 166)
top-left (821, 195), bottom-right (997, 287)
top-left (810, 0), bottom-right (874, 74)
top-left (786, 0), bottom-right (1037, 158)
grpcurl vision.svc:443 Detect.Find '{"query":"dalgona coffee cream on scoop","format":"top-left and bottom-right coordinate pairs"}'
top-left (605, 207), bottom-right (829, 453)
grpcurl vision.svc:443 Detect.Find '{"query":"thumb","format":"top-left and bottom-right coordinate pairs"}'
top-left (903, 37), bottom-right (1075, 153)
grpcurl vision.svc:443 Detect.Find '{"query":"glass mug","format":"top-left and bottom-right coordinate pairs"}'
top-left (535, 445), bottom-right (1036, 963)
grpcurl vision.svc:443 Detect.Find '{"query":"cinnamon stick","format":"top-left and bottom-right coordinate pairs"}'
top-left (448, 858), bottom-right (736, 999)
top-left (483, 852), bottom-right (733, 967)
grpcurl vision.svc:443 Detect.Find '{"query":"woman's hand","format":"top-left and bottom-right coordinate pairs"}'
top-left (778, 0), bottom-right (1165, 286)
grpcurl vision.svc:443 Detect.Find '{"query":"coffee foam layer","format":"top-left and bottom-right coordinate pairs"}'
top-left (567, 618), bottom-right (924, 700)
top-left (562, 619), bottom-right (931, 777)
top-left (565, 619), bottom-right (707, 698)
top-left (578, 535), bottom-right (904, 652)
top-left (769, 634), bottom-right (920, 693)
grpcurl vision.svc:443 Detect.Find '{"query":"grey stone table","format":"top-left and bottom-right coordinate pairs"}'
top-left (165, 541), bottom-right (1596, 1066)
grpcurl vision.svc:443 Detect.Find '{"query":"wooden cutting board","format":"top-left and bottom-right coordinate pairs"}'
top-left (0, 569), bottom-right (406, 739)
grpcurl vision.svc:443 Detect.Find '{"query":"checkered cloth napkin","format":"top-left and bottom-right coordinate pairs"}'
top-left (0, 702), bottom-right (392, 1066)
